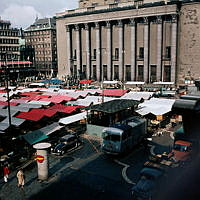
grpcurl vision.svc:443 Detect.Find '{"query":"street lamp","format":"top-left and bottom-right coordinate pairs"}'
top-left (2, 52), bottom-right (11, 127)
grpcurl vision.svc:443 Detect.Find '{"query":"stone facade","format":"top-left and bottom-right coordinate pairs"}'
top-left (178, 2), bottom-right (200, 84)
top-left (56, 0), bottom-right (200, 84)
top-left (24, 18), bottom-right (57, 76)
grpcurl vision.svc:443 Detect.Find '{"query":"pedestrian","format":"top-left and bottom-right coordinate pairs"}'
top-left (17, 168), bottom-right (25, 190)
top-left (3, 165), bottom-right (10, 182)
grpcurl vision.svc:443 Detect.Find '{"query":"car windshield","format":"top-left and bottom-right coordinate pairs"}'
top-left (102, 132), bottom-right (120, 142)
top-left (174, 144), bottom-right (188, 152)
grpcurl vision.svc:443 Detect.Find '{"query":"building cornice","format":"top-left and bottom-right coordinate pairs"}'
top-left (56, 0), bottom-right (184, 20)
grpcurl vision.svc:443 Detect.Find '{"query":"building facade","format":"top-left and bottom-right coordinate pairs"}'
top-left (56, 0), bottom-right (200, 84)
top-left (24, 18), bottom-right (57, 77)
top-left (0, 17), bottom-right (20, 64)
top-left (0, 17), bottom-right (33, 85)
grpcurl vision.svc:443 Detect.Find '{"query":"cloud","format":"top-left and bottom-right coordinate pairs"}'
top-left (0, 0), bottom-right (79, 28)
top-left (1, 4), bottom-right (42, 28)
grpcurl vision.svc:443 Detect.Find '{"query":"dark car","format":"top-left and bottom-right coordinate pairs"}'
top-left (51, 135), bottom-right (81, 156)
top-left (131, 167), bottom-right (164, 200)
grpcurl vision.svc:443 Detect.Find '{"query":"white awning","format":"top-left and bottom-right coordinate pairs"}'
top-left (153, 82), bottom-right (174, 85)
top-left (1, 117), bottom-right (26, 127)
top-left (125, 81), bottom-right (145, 85)
top-left (103, 81), bottom-right (120, 84)
top-left (59, 112), bottom-right (87, 125)
top-left (39, 122), bottom-right (63, 136)
top-left (28, 100), bottom-right (51, 106)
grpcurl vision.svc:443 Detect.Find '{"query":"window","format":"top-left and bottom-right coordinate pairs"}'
top-left (126, 65), bottom-right (131, 81)
top-left (115, 48), bottom-right (119, 60)
top-left (163, 65), bottom-right (171, 82)
top-left (93, 49), bottom-right (96, 60)
top-left (150, 65), bottom-right (157, 83)
top-left (139, 47), bottom-right (144, 59)
top-left (103, 65), bottom-right (107, 80)
top-left (166, 46), bottom-right (171, 59)
top-left (138, 65), bottom-right (144, 81)
top-left (93, 65), bottom-right (96, 80)
top-left (114, 65), bottom-right (119, 80)
top-left (73, 49), bottom-right (77, 60)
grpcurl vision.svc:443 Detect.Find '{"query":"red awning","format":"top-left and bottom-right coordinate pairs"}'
top-left (16, 112), bottom-right (44, 122)
top-left (79, 80), bottom-right (93, 84)
top-left (48, 104), bottom-right (78, 114)
top-left (20, 92), bottom-right (42, 96)
top-left (30, 109), bottom-right (57, 117)
top-left (40, 96), bottom-right (74, 103)
top-left (101, 89), bottom-right (128, 97)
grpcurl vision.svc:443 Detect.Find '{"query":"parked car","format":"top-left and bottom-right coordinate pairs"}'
top-left (51, 135), bottom-right (81, 156)
top-left (131, 167), bottom-right (165, 200)
top-left (169, 140), bottom-right (192, 162)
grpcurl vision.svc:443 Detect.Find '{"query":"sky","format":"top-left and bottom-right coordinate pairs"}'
top-left (0, 0), bottom-right (78, 29)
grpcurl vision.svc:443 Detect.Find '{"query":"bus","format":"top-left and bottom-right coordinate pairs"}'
top-left (101, 116), bottom-right (147, 155)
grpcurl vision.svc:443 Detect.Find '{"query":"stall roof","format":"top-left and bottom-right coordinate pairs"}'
top-left (49, 104), bottom-right (78, 114)
top-left (20, 92), bottom-right (42, 96)
top-left (0, 109), bottom-right (18, 117)
top-left (0, 101), bottom-right (18, 106)
top-left (31, 109), bottom-right (57, 117)
top-left (1, 117), bottom-right (26, 127)
top-left (16, 112), bottom-right (44, 121)
top-left (136, 98), bottom-right (175, 116)
top-left (0, 105), bottom-right (6, 109)
top-left (101, 89), bottom-right (128, 97)
top-left (10, 99), bottom-right (29, 104)
top-left (39, 122), bottom-right (63, 136)
top-left (89, 99), bottom-right (139, 114)
top-left (28, 100), bottom-right (51, 106)
top-left (29, 83), bottom-right (45, 87)
top-left (59, 112), bottom-right (87, 125)
top-left (23, 130), bottom-right (48, 145)
top-left (80, 80), bottom-right (93, 84)
top-left (0, 123), bottom-right (9, 131)
top-left (84, 89), bottom-right (102, 94)
top-left (40, 96), bottom-right (74, 103)
top-left (125, 81), bottom-right (145, 85)
top-left (136, 106), bottom-right (172, 116)
top-left (67, 96), bottom-right (116, 107)
top-left (153, 81), bottom-right (174, 85)
top-left (5, 106), bottom-right (30, 113)
top-left (103, 81), bottom-right (120, 84)
top-left (120, 92), bottom-right (154, 101)
top-left (17, 103), bottom-right (42, 109)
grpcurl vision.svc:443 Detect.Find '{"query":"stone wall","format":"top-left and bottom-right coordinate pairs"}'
top-left (178, 2), bottom-right (200, 84)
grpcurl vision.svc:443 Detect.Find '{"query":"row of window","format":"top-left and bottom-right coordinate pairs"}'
top-left (0, 30), bottom-right (18, 37)
top-left (0, 24), bottom-right (10, 30)
top-left (71, 46), bottom-right (171, 61)
top-left (0, 38), bottom-right (19, 44)
top-left (0, 53), bottom-right (19, 60)
top-left (35, 57), bottom-right (53, 62)
top-left (35, 50), bottom-right (56, 55)
top-left (31, 43), bottom-right (51, 48)
top-left (0, 46), bottom-right (19, 52)
top-left (24, 30), bottom-right (56, 36)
